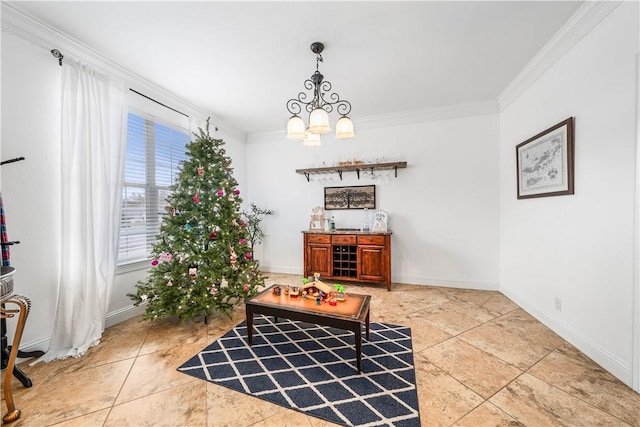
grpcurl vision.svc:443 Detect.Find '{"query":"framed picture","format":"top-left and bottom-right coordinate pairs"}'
top-left (371, 210), bottom-right (388, 232)
top-left (324, 185), bottom-right (375, 210)
top-left (516, 117), bottom-right (574, 199)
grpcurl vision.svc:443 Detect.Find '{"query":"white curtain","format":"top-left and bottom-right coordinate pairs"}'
top-left (33, 58), bottom-right (127, 363)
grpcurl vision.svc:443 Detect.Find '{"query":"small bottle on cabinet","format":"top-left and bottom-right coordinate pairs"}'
top-left (362, 208), bottom-right (371, 232)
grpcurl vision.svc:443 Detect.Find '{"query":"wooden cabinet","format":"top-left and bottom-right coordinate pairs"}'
top-left (305, 234), bottom-right (332, 278)
top-left (303, 231), bottom-right (392, 291)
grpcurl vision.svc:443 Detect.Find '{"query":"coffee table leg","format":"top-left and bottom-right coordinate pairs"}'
top-left (355, 326), bottom-right (362, 373)
top-left (246, 307), bottom-right (253, 346)
top-left (365, 309), bottom-right (370, 341)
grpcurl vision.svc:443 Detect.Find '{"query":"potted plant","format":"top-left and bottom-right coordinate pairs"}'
top-left (241, 203), bottom-right (274, 251)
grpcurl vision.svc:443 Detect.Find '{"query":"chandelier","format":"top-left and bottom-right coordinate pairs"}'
top-left (286, 42), bottom-right (355, 146)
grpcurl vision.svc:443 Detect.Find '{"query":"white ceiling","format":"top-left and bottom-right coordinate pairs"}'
top-left (9, 1), bottom-right (583, 135)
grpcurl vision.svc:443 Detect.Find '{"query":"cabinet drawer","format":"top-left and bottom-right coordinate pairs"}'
top-left (332, 235), bottom-right (357, 245)
top-left (358, 235), bottom-right (386, 245)
top-left (307, 234), bottom-right (331, 244)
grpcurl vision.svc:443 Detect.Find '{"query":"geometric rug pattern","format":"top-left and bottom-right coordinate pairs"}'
top-left (178, 315), bottom-right (420, 426)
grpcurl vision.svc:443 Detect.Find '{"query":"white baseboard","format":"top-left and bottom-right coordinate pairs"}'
top-left (501, 287), bottom-right (633, 388)
top-left (259, 265), bottom-right (304, 275)
top-left (105, 304), bottom-right (147, 328)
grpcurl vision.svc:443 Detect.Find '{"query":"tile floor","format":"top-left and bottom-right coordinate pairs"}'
top-left (2, 273), bottom-right (639, 426)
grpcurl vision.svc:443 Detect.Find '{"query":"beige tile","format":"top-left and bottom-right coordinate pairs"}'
top-left (490, 373), bottom-right (629, 426)
top-left (105, 382), bottom-right (207, 426)
top-left (439, 298), bottom-right (503, 323)
top-left (439, 289), bottom-right (518, 322)
top-left (404, 310), bottom-right (452, 352)
top-left (440, 287), bottom-right (494, 306)
top-left (56, 316), bottom-right (151, 375)
top-left (420, 337), bottom-right (522, 398)
top-left (529, 344), bottom-right (640, 426)
top-left (459, 308), bottom-right (565, 370)
top-left (483, 293), bottom-right (519, 315)
top-left (418, 306), bottom-right (482, 336)
top-left (414, 357), bottom-right (484, 426)
top-left (115, 338), bottom-right (208, 404)
top-left (49, 408), bottom-right (110, 426)
top-left (5, 358), bottom-right (133, 426)
top-left (139, 316), bottom-right (209, 355)
top-left (453, 401), bottom-right (525, 426)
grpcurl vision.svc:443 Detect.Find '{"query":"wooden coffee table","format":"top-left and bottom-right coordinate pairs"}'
top-left (245, 284), bottom-right (371, 373)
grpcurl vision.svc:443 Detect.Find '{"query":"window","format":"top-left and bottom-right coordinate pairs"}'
top-left (117, 111), bottom-right (190, 265)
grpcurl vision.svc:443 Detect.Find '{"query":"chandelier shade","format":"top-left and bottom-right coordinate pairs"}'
top-left (286, 42), bottom-right (355, 144)
top-left (335, 115), bottom-right (355, 140)
top-left (302, 131), bottom-right (321, 147)
top-left (287, 115), bottom-right (306, 140)
top-left (308, 108), bottom-right (331, 135)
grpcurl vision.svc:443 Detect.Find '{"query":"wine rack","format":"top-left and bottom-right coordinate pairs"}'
top-left (332, 245), bottom-right (357, 278)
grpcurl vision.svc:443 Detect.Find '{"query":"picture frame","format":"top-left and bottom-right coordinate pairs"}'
top-left (516, 117), bottom-right (574, 199)
top-left (324, 185), bottom-right (375, 210)
top-left (371, 210), bottom-right (388, 232)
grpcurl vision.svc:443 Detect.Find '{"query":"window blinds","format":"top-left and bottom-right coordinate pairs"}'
top-left (117, 110), bottom-right (190, 265)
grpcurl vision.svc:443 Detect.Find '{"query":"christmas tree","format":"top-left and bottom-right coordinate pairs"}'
top-left (128, 120), bottom-right (264, 321)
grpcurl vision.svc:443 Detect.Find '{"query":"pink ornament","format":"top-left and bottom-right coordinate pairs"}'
top-left (151, 259), bottom-right (159, 266)
top-left (217, 189), bottom-right (225, 197)
top-left (192, 192), bottom-right (200, 203)
top-left (239, 238), bottom-right (247, 245)
top-left (167, 280), bottom-right (173, 287)
top-left (245, 253), bottom-right (253, 260)
top-left (233, 189), bottom-right (240, 195)
top-left (159, 252), bottom-right (173, 263)
top-left (243, 284), bottom-right (250, 291)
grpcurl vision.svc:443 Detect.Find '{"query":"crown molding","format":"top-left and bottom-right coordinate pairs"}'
top-left (1, 2), bottom-right (247, 143)
top-left (498, 1), bottom-right (622, 111)
top-left (354, 100), bottom-right (500, 131)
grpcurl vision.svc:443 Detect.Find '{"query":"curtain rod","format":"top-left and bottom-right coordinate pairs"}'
top-left (51, 49), bottom-right (63, 66)
top-left (50, 49), bottom-right (193, 122)
top-left (129, 89), bottom-right (189, 118)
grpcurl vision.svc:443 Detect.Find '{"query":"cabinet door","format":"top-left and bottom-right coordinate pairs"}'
top-left (307, 244), bottom-right (332, 278)
top-left (358, 245), bottom-right (386, 281)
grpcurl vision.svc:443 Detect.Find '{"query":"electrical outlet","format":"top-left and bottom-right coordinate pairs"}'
top-left (554, 297), bottom-right (562, 312)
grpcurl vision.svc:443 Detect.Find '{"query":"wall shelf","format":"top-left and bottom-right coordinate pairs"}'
top-left (295, 161), bottom-right (407, 182)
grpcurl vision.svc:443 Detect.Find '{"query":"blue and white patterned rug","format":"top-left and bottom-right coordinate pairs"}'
top-left (178, 316), bottom-right (420, 427)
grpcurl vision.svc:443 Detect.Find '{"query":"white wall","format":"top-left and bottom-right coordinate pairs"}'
top-left (499, 1), bottom-right (638, 386)
top-left (1, 33), bottom-right (62, 350)
top-left (246, 113), bottom-right (501, 290)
